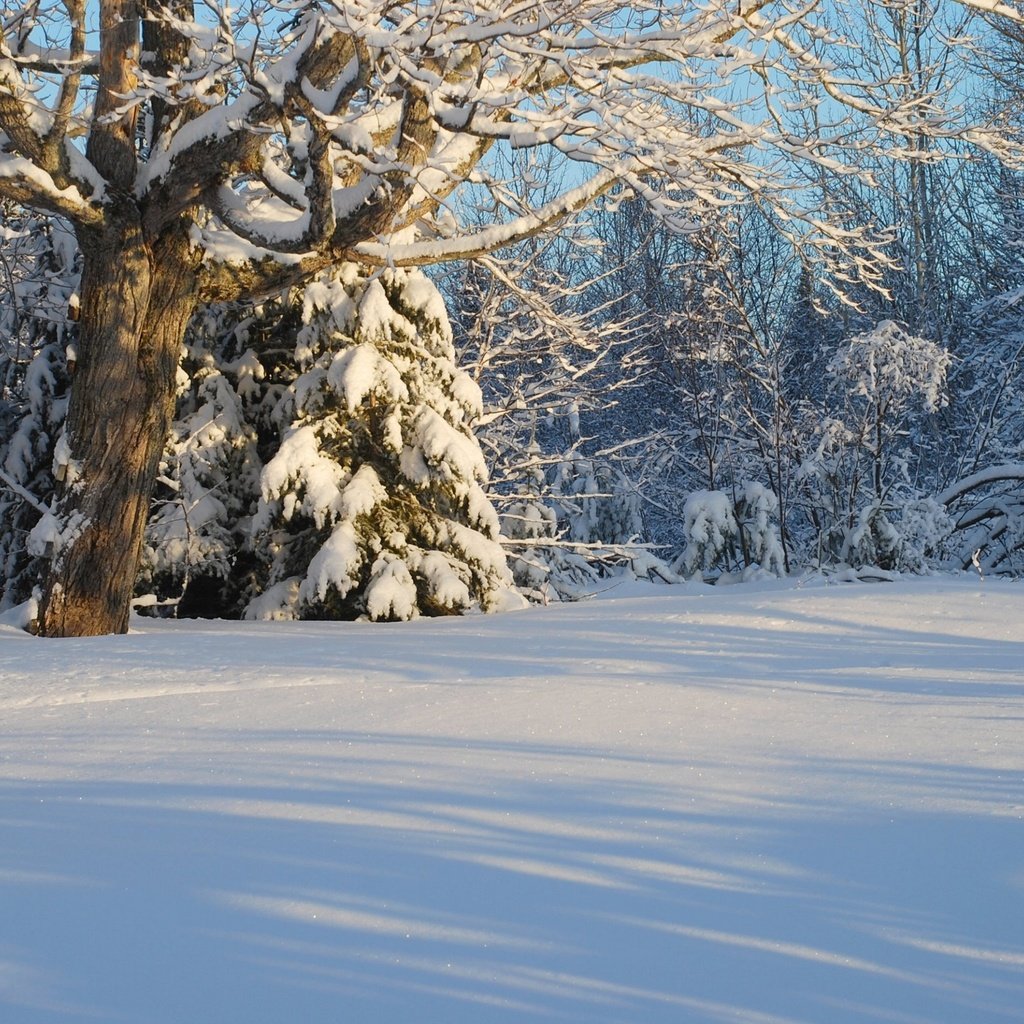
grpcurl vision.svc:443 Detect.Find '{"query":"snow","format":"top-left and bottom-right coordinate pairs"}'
top-left (50, 433), bottom-right (80, 486)
top-left (299, 520), bottom-right (363, 606)
top-left (1, 578), bottom-right (1021, 1023)
top-left (354, 167), bottom-right (623, 266)
top-left (187, 220), bottom-right (309, 270)
top-left (327, 343), bottom-right (407, 413)
top-left (243, 578), bottom-right (301, 622)
top-left (137, 95), bottom-right (262, 197)
top-left (828, 321), bottom-right (950, 415)
top-left (415, 550), bottom-right (473, 610)
top-left (258, 424), bottom-right (347, 528)
top-left (0, 152), bottom-right (93, 214)
top-left (364, 554), bottom-right (420, 622)
top-left (937, 463), bottom-right (1024, 507)
top-left (401, 407), bottom-right (489, 486)
top-left (680, 489), bottom-right (739, 574)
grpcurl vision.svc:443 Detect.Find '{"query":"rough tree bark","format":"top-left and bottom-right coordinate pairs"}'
top-left (36, 217), bottom-right (199, 636)
top-left (27, 0), bottom-right (206, 636)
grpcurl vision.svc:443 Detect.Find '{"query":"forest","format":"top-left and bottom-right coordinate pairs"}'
top-left (2, 0), bottom-right (1024, 633)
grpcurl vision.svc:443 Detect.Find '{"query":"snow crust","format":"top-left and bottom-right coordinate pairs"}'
top-left (1, 578), bottom-right (1022, 1023)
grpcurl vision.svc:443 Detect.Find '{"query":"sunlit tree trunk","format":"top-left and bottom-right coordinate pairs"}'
top-left (37, 219), bottom-right (197, 636)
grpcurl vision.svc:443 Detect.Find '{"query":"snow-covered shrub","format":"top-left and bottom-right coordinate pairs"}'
top-left (674, 483), bottom-right (785, 579)
top-left (841, 502), bottom-right (902, 571)
top-left (499, 496), bottom-right (601, 601)
top-left (735, 482), bottom-right (786, 575)
top-left (512, 456), bottom-right (672, 599)
top-left (676, 489), bottom-right (738, 577)
top-left (549, 458), bottom-right (644, 546)
top-left (894, 497), bottom-right (954, 573)
top-left (498, 442), bottom-right (567, 598)
top-left (247, 266), bottom-right (524, 621)
top-left (138, 316), bottom-right (265, 616)
top-left (499, 467), bottom-right (613, 603)
top-left (829, 496), bottom-right (954, 575)
top-left (0, 209), bottom-right (77, 609)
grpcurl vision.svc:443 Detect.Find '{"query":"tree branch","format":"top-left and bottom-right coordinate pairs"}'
top-left (0, 155), bottom-right (104, 225)
top-left (351, 166), bottom-right (622, 266)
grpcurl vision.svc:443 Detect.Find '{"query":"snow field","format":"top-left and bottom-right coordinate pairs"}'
top-left (1, 578), bottom-right (1022, 1023)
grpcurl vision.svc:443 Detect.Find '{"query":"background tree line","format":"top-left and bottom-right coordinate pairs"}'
top-left (4, 1), bottom-right (1024, 627)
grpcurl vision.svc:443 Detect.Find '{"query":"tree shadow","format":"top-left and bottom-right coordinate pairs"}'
top-left (1, 727), bottom-right (1022, 1024)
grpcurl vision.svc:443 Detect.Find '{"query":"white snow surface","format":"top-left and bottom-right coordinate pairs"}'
top-left (1, 577), bottom-right (1022, 1024)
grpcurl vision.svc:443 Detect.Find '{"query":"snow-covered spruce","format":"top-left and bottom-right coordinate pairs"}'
top-left (248, 266), bottom-right (524, 621)
top-left (1, 341), bottom-right (69, 608)
top-left (138, 312), bottom-right (266, 616)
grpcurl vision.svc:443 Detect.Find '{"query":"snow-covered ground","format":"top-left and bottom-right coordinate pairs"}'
top-left (1, 577), bottom-right (1022, 1024)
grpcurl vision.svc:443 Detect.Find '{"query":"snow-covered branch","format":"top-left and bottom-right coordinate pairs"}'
top-left (1, 0), bottom-right (1015, 303)
top-left (354, 167), bottom-right (622, 266)
top-left (937, 463), bottom-right (1024, 506)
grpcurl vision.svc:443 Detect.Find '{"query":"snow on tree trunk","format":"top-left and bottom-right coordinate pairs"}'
top-left (247, 266), bottom-right (524, 621)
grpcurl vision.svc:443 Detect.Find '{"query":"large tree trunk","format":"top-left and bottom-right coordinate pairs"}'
top-left (36, 215), bottom-right (197, 637)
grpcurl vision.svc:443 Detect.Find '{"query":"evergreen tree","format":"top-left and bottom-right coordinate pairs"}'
top-left (247, 266), bottom-right (524, 621)
top-left (138, 307), bottom-right (267, 616)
